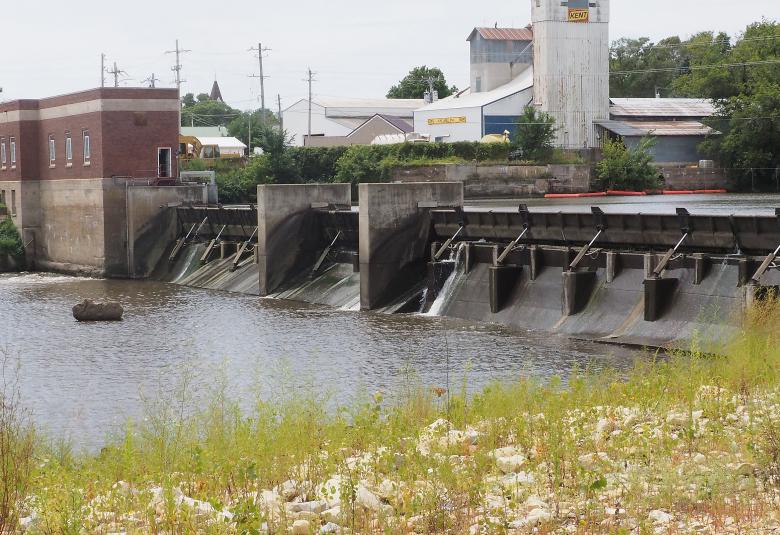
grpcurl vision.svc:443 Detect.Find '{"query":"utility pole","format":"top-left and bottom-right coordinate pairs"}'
top-left (249, 43), bottom-right (271, 125)
top-left (142, 73), bottom-right (160, 88)
top-left (304, 68), bottom-right (317, 139)
top-left (166, 39), bottom-right (191, 92)
top-left (277, 94), bottom-right (283, 130)
top-left (107, 62), bottom-right (127, 88)
top-left (100, 53), bottom-right (106, 88)
top-left (166, 39), bottom-right (191, 130)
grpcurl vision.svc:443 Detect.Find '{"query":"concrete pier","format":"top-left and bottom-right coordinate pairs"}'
top-left (257, 184), bottom-right (351, 296)
top-left (359, 182), bottom-right (463, 310)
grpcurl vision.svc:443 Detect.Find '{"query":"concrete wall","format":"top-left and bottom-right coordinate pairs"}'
top-left (257, 183), bottom-right (351, 295)
top-left (127, 185), bottom-right (208, 278)
top-left (359, 182), bottom-right (463, 310)
top-left (660, 166), bottom-right (733, 191)
top-left (391, 163), bottom-right (592, 197)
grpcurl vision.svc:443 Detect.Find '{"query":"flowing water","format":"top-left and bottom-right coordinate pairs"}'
top-left (0, 272), bottom-right (643, 451)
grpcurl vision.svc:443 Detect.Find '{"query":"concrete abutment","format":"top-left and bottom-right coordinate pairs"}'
top-left (358, 182), bottom-right (464, 310)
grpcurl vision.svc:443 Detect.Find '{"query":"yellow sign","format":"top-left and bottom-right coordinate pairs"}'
top-left (568, 8), bottom-right (589, 22)
top-left (427, 116), bottom-right (467, 125)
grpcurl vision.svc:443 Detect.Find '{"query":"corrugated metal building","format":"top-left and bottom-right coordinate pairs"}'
top-left (596, 98), bottom-right (718, 163)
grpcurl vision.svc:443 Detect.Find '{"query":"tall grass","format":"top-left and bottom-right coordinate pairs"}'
top-left (5, 300), bottom-right (780, 532)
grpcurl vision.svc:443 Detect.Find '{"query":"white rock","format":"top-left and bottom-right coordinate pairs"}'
top-left (288, 500), bottom-right (328, 514)
top-left (320, 522), bottom-right (340, 533)
top-left (525, 496), bottom-right (549, 510)
top-left (322, 505), bottom-right (341, 523)
top-left (648, 510), bottom-right (673, 525)
top-left (317, 476), bottom-right (342, 507)
top-left (500, 472), bottom-right (535, 487)
top-left (377, 479), bottom-right (397, 500)
top-left (278, 480), bottom-right (300, 501)
top-left (292, 519), bottom-right (311, 535)
top-left (356, 483), bottom-right (383, 512)
top-left (257, 489), bottom-right (281, 508)
top-left (491, 446), bottom-right (521, 458)
top-left (427, 418), bottom-right (451, 433)
top-left (509, 508), bottom-right (552, 528)
top-left (692, 453), bottom-right (706, 464)
top-left (496, 454), bottom-right (526, 474)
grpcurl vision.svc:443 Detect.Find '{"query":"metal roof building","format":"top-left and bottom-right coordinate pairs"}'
top-left (609, 98), bottom-right (717, 120)
top-left (283, 97), bottom-right (423, 146)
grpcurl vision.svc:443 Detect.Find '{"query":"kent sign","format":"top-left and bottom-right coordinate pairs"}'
top-left (563, 0), bottom-right (590, 22)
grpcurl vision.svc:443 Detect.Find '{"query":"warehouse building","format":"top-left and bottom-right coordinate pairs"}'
top-left (283, 97), bottom-right (423, 146)
top-left (596, 98), bottom-right (718, 163)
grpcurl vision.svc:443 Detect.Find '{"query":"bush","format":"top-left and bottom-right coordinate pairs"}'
top-left (0, 355), bottom-right (35, 532)
top-left (333, 145), bottom-right (397, 187)
top-left (289, 146), bottom-right (349, 183)
top-left (216, 157), bottom-right (275, 204)
top-left (595, 136), bottom-right (663, 191)
top-left (509, 107), bottom-right (558, 162)
top-left (0, 216), bottom-right (23, 259)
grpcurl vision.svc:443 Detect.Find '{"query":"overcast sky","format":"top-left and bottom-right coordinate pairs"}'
top-left (2, 0), bottom-right (776, 111)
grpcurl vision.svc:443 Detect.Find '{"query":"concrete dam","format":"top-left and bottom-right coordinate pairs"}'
top-left (151, 182), bottom-right (780, 349)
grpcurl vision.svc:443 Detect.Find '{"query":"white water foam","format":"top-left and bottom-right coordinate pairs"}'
top-left (424, 243), bottom-right (467, 317)
top-left (0, 273), bottom-right (87, 286)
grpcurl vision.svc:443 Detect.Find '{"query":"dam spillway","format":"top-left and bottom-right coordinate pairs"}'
top-left (152, 183), bottom-right (780, 349)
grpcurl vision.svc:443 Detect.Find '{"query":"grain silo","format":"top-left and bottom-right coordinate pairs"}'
top-left (531, 0), bottom-right (610, 149)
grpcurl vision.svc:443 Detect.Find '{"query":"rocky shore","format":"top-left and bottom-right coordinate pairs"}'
top-left (18, 384), bottom-right (780, 534)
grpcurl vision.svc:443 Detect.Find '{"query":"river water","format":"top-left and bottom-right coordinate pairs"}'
top-left (0, 272), bottom-right (639, 451)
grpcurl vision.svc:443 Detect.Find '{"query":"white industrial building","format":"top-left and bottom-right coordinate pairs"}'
top-left (415, 0), bottom-right (611, 149)
top-left (413, 68), bottom-right (534, 143)
top-left (283, 97), bottom-right (423, 146)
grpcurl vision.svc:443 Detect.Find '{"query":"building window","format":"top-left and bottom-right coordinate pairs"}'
top-left (0, 139), bottom-right (6, 168)
top-left (11, 190), bottom-right (16, 216)
top-left (82, 130), bottom-right (91, 165)
top-left (10, 138), bottom-right (16, 166)
top-left (65, 131), bottom-right (73, 164)
top-left (48, 134), bottom-right (56, 166)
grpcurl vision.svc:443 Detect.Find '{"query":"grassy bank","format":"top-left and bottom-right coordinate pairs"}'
top-left (5, 302), bottom-right (780, 533)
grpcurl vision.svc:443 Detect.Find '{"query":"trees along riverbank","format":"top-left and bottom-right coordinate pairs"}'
top-left (4, 300), bottom-right (780, 533)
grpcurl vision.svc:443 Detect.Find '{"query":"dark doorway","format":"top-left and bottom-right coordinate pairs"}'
top-left (158, 147), bottom-right (172, 178)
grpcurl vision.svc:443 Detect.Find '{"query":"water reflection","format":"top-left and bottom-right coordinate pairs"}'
top-left (0, 273), bottom-right (641, 450)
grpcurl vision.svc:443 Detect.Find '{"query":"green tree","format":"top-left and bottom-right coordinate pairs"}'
top-left (596, 137), bottom-right (662, 191)
top-left (610, 36), bottom-right (684, 97)
top-left (256, 127), bottom-right (298, 184)
top-left (510, 107), bottom-right (557, 162)
top-left (181, 93), bottom-right (197, 108)
top-left (701, 83), bottom-right (780, 191)
top-left (181, 100), bottom-right (239, 127)
top-left (227, 109), bottom-right (279, 150)
top-left (387, 66), bottom-right (457, 99)
top-left (671, 31), bottom-right (736, 98)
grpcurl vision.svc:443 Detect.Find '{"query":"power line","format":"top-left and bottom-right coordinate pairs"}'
top-left (142, 73), bottom-right (160, 88)
top-left (106, 62), bottom-right (127, 88)
top-left (166, 39), bottom-right (191, 92)
top-left (248, 42), bottom-right (271, 124)
top-left (304, 68), bottom-right (317, 138)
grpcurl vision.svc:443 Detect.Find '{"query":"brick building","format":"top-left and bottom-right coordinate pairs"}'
top-left (0, 87), bottom-right (205, 276)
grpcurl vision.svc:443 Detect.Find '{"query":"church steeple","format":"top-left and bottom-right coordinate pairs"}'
top-left (210, 79), bottom-right (224, 102)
